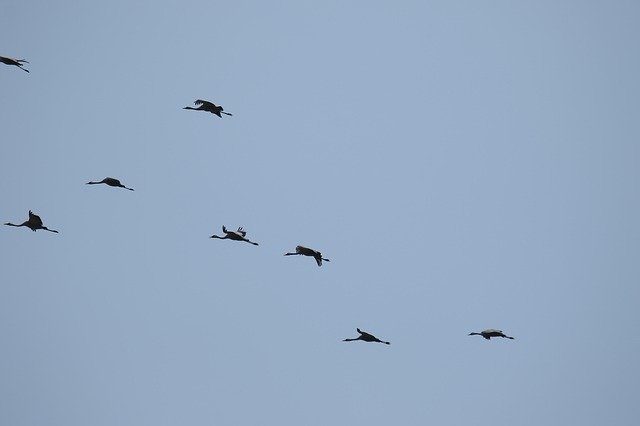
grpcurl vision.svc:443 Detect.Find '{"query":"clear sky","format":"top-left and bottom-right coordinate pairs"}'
top-left (2, 1), bottom-right (639, 425)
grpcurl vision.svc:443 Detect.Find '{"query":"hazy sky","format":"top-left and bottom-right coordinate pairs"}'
top-left (2, 1), bottom-right (639, 425)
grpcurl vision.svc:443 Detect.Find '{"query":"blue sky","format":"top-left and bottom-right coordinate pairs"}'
top-left (2, 1), bottom-right (639, 425)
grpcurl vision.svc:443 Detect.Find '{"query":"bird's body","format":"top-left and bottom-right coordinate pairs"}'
top-left (284, 245), bottom-right (330, 266)
top-left (210, 226), bottom-right (258, 245)
top-left (343, 328), bottom-right (390, 345)
top-left (183, 99), bottom-right (232, 118)
top-left (86, 177), bottom-right (134, 191)
top-left (5, 210), bottom-right (58, 233)
top-left (468, 329), bottom-right (514, 340)
top-left (0, 55), bottom-right (29, 72)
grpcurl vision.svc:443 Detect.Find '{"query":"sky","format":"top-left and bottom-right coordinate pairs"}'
top-left (1, 1), bottom-right (639, 425)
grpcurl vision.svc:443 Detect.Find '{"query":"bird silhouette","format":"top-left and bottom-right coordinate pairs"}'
top-left (86, 177), bottom-right (134, 191)
top-left (284, 245), bottom-right (330, 266)
top-left (0, 55), bottom-right (29, 72)
top-left (468, 329), bottom-right (514, 340)
top-left (183, 99), bottom-right (232, 118)
top-left (210, 226), bottom-right (258, 245)
top-left (343, 328), bottom-right (390, 345)
top-left (5, 210), bottom-right (58, 233)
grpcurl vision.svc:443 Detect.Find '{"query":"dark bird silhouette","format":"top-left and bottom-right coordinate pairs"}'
top-left (0, 55), bottom-right (29, 72)
top-left (5, 210), bottom-right (58, 233)
top-left (343, 328), bottom-right (390, 345)
top-left (86, 177), bottom-right (134, 191)
top-left (284, 245), bottom-right (330, 266)
top-left (183, 99), bottom-right (232, 118)
top-left (210, 226), bottom-right (258, 245)
top-left (468, 329), bottom-right (514, 340)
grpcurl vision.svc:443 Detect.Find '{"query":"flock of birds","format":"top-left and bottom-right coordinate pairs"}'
top-left (2, 54), bottom-right (515, 345)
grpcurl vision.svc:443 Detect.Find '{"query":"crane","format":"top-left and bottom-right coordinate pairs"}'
top-left (210, 226), bottom-right (258, 245)
top-left (468, 329), bottom-right (514, 340)
top-left (86, 177), bottom-right (134, 191)
top-left (284, 245), bottom-right (330, 266)
top-left (5, 210), bottom-right (58, 233)
top-left (343, 328), bottom-right (390, 345)
top-left (0, 55), bottom-right (29, 72)
top-left (183, 99), bottom-right (232, 118)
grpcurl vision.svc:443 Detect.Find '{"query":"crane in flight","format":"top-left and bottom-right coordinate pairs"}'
top-left (0, 55), bottom-right (29, 73)
top-left (5, 210), bottom-right (58, 233)
top-left (343, 328), bottom-right (390, 345)
top-left (284, 245), bottom-right (330, 267)
top-left (183, 99), bottom-right (232, 118)
top-left (86, 177), bottom-right (134, 191)
top-left (468, 329), bottom-right (515, 340)
top-left (210, 226), bottom-right (259, 245)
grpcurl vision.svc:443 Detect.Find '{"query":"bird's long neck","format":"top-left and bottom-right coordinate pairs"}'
top-left (4, 222), bottom-right (25, 227)
top-left (469, 332), bottom-right (481, 336)
top-left (86, 181), bottom-right (101, 185)
top-left (211, 235), bottom-right (226, 239)
top-left (343, 338), bottom-right (359, 342)
top-left (183, 106), bottom-right (198, 110)
top-left (42, 227), bottom-right (59, 233)
top-left (221, 111), bottom-right (233, 116)
top-left (284, 252), bottom-right (300, 256)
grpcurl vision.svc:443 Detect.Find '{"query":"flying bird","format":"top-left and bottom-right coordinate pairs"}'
top-left (343, 328), bottom-right (390, 345)
top-left (468, 329), bottom-right (514, 340)
top-left (5, 210), bottom-right (58, 233)
top-left (284, 245), bottom-right (330, 266)
top-left (0, 55), bottom-right (29, 72)
top-left (183, 99), bottom-right (232, 118)
top-left (210, 226), bottom-right (258, 245)
top-left (86, 177), bottom-right (134, 191)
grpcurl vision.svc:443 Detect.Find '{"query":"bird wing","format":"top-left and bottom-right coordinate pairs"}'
top-left (236, 227), bottom-right (247, 237)
top-left (296, 246), bottom-right (316, 256)
top-left (194, 99), bottom-right (215, 108)
top-left (28, 211), bottom-right (43, 227)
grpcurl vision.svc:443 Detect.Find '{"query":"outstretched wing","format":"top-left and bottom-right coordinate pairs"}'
top-left (360, 330), bottom-right (375, 340)
top-left (194, 99), bottom-right (215, 108)
top-left (236, 227), bottom-right (247, 237)
top-left (28, 210), bottom-right (43, 227)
